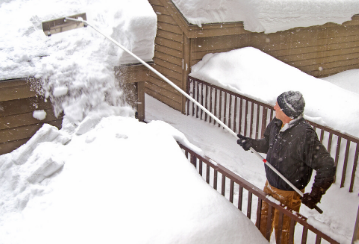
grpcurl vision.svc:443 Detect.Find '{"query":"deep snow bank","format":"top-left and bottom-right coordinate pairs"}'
top-left (0, 115), bottom-right (268, 244)
top-left (190, 47), bottom-right (359, 138)
top-left (172, 0), bottom-right (359, 33)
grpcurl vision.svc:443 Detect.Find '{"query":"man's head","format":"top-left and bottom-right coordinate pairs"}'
top-left (275, 91), bottom-right (305, 123)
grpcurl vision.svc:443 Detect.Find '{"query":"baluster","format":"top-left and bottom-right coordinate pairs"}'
top-left (219, 90), bottom-right (222, 127)
top-left (261, 107), bottom-right (268, 138)
top-left (192, 80), bottom-right (196, 116)
top-left (250, 102), bottom-right (254, 138)
top-left (256, 198), bottom-right (262, 229)
top-left (301, 226), bottom-right (308, 244)
top-left (234, 96), bottom-right (238, 133)
top-left (244, 100), bottom-right (248, 136)
top-left (238, 186), bottom-right (243, 211)
top-left (340, 140), bottom-right (351, 188)
top-left (247, 191), bottom-right (252, 219)
top-left (214, 88), bottom-right (218, 125)
top-left (221, 175), bottom-right (226, 196)
top-left (206, 164), bottom-right (210, 184)
top-left (327, 132), bottom-right (333, 154)
top-left (320, 129), bottom-right (325, 143)
top-left (214, 169), bottom-right (218, 190)
top-left (224, 92), bottom-right (227, 126)
top-left (196, 81), bottom-right (200, 118)
top-left (199, 159), bottom-right (203, 176)
top-left (265, 205), bottom-right (274, 241)
top-left (289, 219), bottom-right (296, 244)
top-left (256, 105), bottom-right (260, 139)
top-left (334, 136), bottom-right (342, 183)
top-left (239, 98), bottom-right (243, 134)
top-left (204, 85), bottom-right (208, 122)
top-left (276, 212), bottom-right (284, 244)
top-left (229, 95), bottom-right (233, 130)
top-left (315, 235), bottom-right (322, 244)
top-left (350, 144), bottom-right (359, 192)
top-left (230, 179), bottom-right (234, 203)
top-left (200, 82), bottom-right (204, 120)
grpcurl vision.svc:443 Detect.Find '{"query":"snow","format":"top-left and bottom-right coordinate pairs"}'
top-left (190, 47), bottom-right (359, 139)
top-left (0, 117), bottom-right (268, 244)
top-left (323, 69), bottom-right (359, 95)
top-left (0, 0), bottom-right (157, 124)
top-left (146, 93), bottom-right (359, 244)
top-left (52, 86), bottom-right (68, 97)
top-left (33, 110), bottom-right (47, 120)
top-left (1, 0), bottom-right (358, 243)
top-left (171, 0), bottom-right (359, 33)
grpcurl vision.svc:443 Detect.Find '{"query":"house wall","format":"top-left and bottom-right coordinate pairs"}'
top-left (0, 79), bottom-right (62, 155)
top-left (150, 0), bottom-right (359, 114)
top-left (190, 16), bottom-right (359, 78)
top-left (148, 0), bottom-right (188, 112)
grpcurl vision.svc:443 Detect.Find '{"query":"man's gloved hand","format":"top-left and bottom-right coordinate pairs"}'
top-left (237, 134), bottom-right (252, 151)
top-left (301, 187), bottom-right (323, 209)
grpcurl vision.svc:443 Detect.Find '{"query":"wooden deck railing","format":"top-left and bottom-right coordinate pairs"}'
top-left (187, 76), bottom-right (359, 193)
top-left (178, 142), bottom-right (340, 244)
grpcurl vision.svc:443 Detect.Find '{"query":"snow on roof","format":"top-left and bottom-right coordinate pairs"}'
top-left (0, 0), bottom-right (157, 124)
top-left (172, 0), bottom-right (359, 33)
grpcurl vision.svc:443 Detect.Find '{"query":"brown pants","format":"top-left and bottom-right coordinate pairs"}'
top-left (258, 181), bottom-right (303, 244)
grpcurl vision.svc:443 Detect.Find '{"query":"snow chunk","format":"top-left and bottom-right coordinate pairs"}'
top-left (33, 110), bottom-right (47, 120)
top-left (53, 86), bottom-right (68, 97)
top-left (9, 124), bottom-right (71, 165)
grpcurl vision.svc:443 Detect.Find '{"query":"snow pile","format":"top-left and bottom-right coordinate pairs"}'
top-left (0, 116), bottom-right (268, 244)
top-left (190, 47), bottom-right (359, 138)
top-left (323, 69), bottom-right (359, 95)
top-left (172, 0), bottom-right (359, 33)
top-left (0, 0), bottom-right (157, 124)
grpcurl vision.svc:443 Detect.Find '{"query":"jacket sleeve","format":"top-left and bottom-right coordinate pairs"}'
top-left (249, 119), bottom-right (273, 153)
top-left (304, 128), bottom-right (336, 192)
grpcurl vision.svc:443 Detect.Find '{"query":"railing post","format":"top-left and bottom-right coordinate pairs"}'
top-left (353, 205), bottom-right (359, 244)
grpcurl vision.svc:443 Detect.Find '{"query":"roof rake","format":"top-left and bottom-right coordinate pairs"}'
top-left (41, 13), bottom-right (323, 214)
top-left (42, 13), bottom-right (87, 36)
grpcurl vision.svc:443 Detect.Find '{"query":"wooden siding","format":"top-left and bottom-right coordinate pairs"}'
top-left (190, 16), bottom-right (359, 78)
top-left (148, 0), bottom-right (186, 112)
top-left (148, 0), bottom-right (359, 114)
top-left (0, 79), bottom-right (63, 155)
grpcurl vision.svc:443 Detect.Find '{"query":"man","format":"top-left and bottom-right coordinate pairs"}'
top-left (236, 91), bottom-right (336, 243)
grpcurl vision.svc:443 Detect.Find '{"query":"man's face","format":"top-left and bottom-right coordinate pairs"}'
top-left (274, 102), bottom-right (288, 123)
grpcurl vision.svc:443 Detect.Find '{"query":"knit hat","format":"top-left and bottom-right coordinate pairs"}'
top-left (277, 91), bottom-right (305, 119)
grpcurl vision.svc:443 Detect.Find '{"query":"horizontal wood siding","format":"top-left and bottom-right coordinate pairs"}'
top-left (148, 0), bottom-right (185, 111)
top-left (149, 0), bottom-right (359, 113)
top-left (190, 16), bottom-right (359, 78)
top-left (0, 79), bottom-right (63, 155)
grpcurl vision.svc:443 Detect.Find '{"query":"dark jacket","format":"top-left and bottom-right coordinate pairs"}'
top-left (250, 117), bottom-right (336, 191)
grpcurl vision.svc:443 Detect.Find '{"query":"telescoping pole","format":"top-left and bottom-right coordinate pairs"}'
top-left (65, 17), bottom-right (323, 214)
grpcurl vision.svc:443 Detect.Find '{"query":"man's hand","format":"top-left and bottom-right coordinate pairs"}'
top-left (301, 188), bottom-right (322, 209)
top-left (237, 134), bottom-right (252, 151)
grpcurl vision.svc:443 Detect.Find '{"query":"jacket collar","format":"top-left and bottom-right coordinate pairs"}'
top-left (273, 115), bottom-right (304, 132)
top-left (280, 115), bottom-right (304, 132)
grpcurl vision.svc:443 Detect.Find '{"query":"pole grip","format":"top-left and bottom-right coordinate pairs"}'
top-left (314, 205), bottom-right (323, 214)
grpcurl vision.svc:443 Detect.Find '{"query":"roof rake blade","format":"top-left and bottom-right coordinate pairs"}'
top-left (42, 13), bottom-right (87, 36)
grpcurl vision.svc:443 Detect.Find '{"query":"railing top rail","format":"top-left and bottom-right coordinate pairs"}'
top-left (178, 142), bottom-right (340, 244)
top-left (188, 76), bottom-right (359, 144)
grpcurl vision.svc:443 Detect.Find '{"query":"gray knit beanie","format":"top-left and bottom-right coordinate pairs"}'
top-left (277, 91), bottom-right (305, 119)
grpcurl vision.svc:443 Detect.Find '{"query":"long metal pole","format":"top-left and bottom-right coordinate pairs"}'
top-left (66, 17), bottom-right (322, 213)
